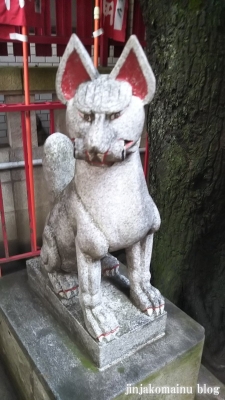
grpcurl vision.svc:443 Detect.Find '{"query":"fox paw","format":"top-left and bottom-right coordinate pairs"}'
top-left (131, 284), bottom-right (165, 317)
top-left (82, 304), bottom-right (119, 342)
top-left (101, 254), bottom-right (119, 277)
top-left (48, 271), bottom-right (79, 299)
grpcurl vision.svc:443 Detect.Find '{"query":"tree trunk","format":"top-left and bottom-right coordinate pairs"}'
top-left (140, 0), bottom-right (225, 381)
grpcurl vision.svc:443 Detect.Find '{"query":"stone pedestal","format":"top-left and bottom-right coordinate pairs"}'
top-left (0, 270), bottom-right (204, 399)
top-left (0, 361), bottom-right (17, 400)
top-left (27, 257), bottom-right (167, 369)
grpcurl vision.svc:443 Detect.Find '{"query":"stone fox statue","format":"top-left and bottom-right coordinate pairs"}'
top-left (41, 34), bottom-right (164, 342)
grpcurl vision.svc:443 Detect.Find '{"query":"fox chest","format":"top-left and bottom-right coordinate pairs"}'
top-left (74, 163), bottom-right (154, 251)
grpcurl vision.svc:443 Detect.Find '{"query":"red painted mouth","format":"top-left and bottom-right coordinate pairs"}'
top-left (85, 150), bottom-right (114, 167)
top-left (74, 139), bottom-right (137, 166)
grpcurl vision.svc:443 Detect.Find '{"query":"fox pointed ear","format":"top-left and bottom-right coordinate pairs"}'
top-left (56, 34), bottom-right (99, 104)
top-left (110, 35), bottom-right (155, 105)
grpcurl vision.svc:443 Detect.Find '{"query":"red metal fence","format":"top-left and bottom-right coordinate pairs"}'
top-left (0, 0), bottom-right (145, 63)
top-left (0, 101), bottom-right (65, 271)
top-left (0, 0), bottom-right (147, 273)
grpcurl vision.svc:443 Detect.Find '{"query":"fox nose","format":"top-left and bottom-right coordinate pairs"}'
top-left (86, 116), bottom-right (110, 154)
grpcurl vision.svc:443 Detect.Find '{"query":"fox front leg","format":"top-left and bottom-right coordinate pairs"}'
top-left (126, 233), bottom-right (165, 317)
top-left (76, 242), bottom-right (119, 342)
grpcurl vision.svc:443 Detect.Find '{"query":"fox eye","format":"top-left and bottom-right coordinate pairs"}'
top-left (79, 112), bottom-right (94, 122)
top-left (107, 112), bottom-right (121, 121)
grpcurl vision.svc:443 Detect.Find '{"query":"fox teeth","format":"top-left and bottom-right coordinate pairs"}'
top-left (65, 290), bottom-right (72, 299)
top-left (155, 308), bottom-right (160, 316)
top-left (146, 308), bottom-right (153, 316)
top-left (97, 153), bottom-right (104, 162)
top-left (87, 152), bottom-right (95, 161)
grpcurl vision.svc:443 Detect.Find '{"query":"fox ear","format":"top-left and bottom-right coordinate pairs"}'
top-left (110, 35), bottom-right (155, 105)
top-left (56, 34), bottom-right (99, 104)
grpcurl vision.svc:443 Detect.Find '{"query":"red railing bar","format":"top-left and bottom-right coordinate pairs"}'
top-left (22, 25), bottom-right (37, 252)
top-left (44, 0), bottom-right (51, 36)
top-left (49, 109), bottom-right (55, 134)
top-left (29, 36), bottom-right (93, 45)
top-left (94, 0), bottom-right (100, 68)
top-left (143, 134), bottom-right (149, 179)
top-left (55, 0), bottom-right (66, 37)
top-left (0, 181), bottom-right (9, 258)
top-left (0, 251), bottom-right (40, 264)
top-left (64, 0), bottom-right (72, 37)
top-left (0, 36), bottom-right (70, 45)
top-left (0, 102), bottom-right (66, 112)
top-left (0, 35), bottom-right (101, 47)
top-left (21, 112), bottom-right (36, 252)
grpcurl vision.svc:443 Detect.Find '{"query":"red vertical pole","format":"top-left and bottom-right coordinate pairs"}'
top-left (76, 0), bottom-right (93, 42)
top-left (94, 0), bottom-right (100, 67)
top-left (132, 0), bottom-right (146, 45)
top-left (49, 109), bottom-right (55, 134)
top-left (0, 180), bottom-right (9, 258)
top-left (144, 134), bottom-right (149, 179)
top-left (22, 26), bottom-right (37, 252)
top-left (44, 0), bottom-right (51, 36)
top-left (100, 0), bottom-right (108, 66)
top-left (21, 112), bottom-right (36, 250)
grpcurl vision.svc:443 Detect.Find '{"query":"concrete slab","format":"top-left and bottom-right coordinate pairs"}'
top-left (27, 257), bottom-right (167, 369)
top-left (0, 360), bottom-right (18, 400)
top-left (0, 270), bottom-right (204, 399)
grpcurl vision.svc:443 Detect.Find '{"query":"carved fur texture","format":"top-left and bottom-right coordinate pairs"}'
top-left (41, 34), bottom-right (164, 342)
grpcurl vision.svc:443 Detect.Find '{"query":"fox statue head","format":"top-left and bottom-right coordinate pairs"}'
top-left (56, 34), bottom-right (155, 166)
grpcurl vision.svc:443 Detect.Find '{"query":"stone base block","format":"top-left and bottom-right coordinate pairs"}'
top-left (27, 257), bottom-right (167, 369)
top-left (0, 361), bottom-right (17, 400)
top-left (0, 270), bottom-right (204, 399)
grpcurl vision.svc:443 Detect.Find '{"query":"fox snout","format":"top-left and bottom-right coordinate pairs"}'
top-left (82, 113), bottom-right (114, 154)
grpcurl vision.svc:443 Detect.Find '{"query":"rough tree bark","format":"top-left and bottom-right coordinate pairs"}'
top-left (140, 0), bottom-right (225, 381)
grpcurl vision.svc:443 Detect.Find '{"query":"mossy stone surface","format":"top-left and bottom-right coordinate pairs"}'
top-left (0, 270), bottom-right (204, 400)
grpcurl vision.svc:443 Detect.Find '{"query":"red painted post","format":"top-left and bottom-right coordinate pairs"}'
top-left (22, 26), bottom-right (37, 252)
top-left (144, 134), bottom-right (149, 180)
top-left (44, 0), bottom-right (51, 36)
top-left (0, 251), bottom-right (40, 264)
top-left (94, 0), bottom-right (100, 67)
top-left (100, 0), bottom-right (108, 66)
top-left (76, 0), bottom-right (93, 42)
top-left (132, 0), bottom-right (146, 46)
top-left (21, 112), bottom-right (36, 252)
top-left (0, 180), bottom-right (9, 258)
top-left (55, 0), bottom-right (72, 37)
top-left (49, 109), bottom-right (55, 134)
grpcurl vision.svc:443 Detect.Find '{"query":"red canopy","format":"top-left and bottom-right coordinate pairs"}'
top-left (102, 0), bottom-right (128, 42)
top-left (0, 0), bottom-right (45, 40)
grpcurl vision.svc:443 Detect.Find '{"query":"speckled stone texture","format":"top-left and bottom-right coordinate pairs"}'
top-left (27, 257), bottom-right (167, 368)
top-left (0, 270), bottom-right (204, 400)
top-left (41, 34), bottom-right (165, 342)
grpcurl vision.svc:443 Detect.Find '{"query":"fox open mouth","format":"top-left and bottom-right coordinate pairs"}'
top-left (74, 139), bottom-right (136, 166)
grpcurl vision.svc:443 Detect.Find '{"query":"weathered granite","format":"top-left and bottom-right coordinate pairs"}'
top-left (27, 257), bottom-right (167, 368)
top-left (0, 270), bottom-right (204, 400)
top-left (41, 34), bottom-right (165, 342)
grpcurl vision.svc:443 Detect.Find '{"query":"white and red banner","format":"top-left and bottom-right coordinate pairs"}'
top-left (0, 0), bottom-right (45, 40)
top-left (102, 0), bottom-right (128, 42)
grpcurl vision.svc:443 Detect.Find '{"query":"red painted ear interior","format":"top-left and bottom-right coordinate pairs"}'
top-left (115, 50), bottom-right (148, 100)
top-left (61, 50), bottom-right (91, 101)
